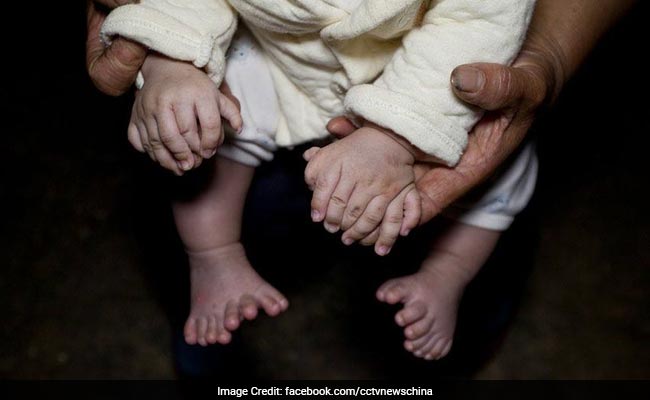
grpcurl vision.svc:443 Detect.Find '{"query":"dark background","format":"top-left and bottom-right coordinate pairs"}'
top-left (0, 1), bottom-right (648, 379)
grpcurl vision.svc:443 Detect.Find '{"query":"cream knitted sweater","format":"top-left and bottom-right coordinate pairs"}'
top-left (101, 0), bottom-right (535, 166)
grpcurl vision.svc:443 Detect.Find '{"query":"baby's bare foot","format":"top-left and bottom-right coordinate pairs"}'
top-left (376, 253), bottom-right (473, 360)
top-left (184, 242), bottom-right (288, 346)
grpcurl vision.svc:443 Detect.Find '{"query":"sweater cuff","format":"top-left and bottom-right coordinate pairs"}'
top-left (345, 84), bottom-right (467, 166)
top-left (100, 5), bottom-right (227, 85)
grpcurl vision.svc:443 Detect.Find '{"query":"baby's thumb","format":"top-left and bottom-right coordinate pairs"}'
top-left (218, 93), bottom-right (243, 133)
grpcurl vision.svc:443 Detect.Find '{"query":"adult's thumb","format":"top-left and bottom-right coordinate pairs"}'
top-left (451, 63), bottom-right (528, 111)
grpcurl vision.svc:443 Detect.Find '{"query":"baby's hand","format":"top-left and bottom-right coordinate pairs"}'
top-left (304, 124), bottom-right (419, 254)
top-left (356, 183), bottom-right (421, 256)
top-left (129, 54), bottom-right (242, 175)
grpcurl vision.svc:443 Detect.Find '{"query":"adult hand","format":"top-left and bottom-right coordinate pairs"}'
top-left (86, 0), bottom-right (147, 96)
top-left (328, 34), bottom-right (560, 224)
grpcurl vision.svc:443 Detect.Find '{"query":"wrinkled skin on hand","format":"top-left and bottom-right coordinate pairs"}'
top-left (86, 0), bottom-right (147, 96)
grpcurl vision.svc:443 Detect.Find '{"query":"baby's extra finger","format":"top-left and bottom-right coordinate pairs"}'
top-left (128, 122), bottom-right (145, 153)
top-left (375, 194), bottom-right (405, 256)
top-left (324, 179), bottom-right (355, 233)
top-left (342, 195), bottom-right (389, 245)
top-left (401, 186), bottom-right (422, 236)
top-left (303, 147), bottom-right (321, 162)
top-left (147, 118), bottom-right (183, 176)
top-left (308, 168), bottom-right (341, 223)
top-left (158, 109), bottom-right (194, 171)
top-left (340, 190), bottom-right (374, 232)
top-left (175, 103), bottom-right (201, 155)
top-left (218, 92), bottom-right (243, 133)
top-left (196, 99), bottom-right (223, 159)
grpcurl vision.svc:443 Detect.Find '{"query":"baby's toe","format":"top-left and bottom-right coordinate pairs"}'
top-left (183, 318), bottom-right (198, 345)
top-left (224, 301), bottom-right (241, 331)
top-left (395, 302), bottom-right (427, 327)
top-left (259, 294), bottom-right (281, 317)
top-left (414, 334), bottom-right (440, 358)
top-left (239, 294), bottom-right (259, 321)
top-left (404, 331), bottom-right (434, 354)
top-left (404, 317), bottom-right (434, 341)
top-left (216, 322), bottom-right (232, 345)
top-left (196, 317), bottom-right (209, 347)
top-left (206, 316), bottom-right (219, 344)
top-left (376, 280), bottom-right (408, 304)
top-left (428, 337), bottom-right (452, 361)
top-left (384, 282), bottom-right (409, 305)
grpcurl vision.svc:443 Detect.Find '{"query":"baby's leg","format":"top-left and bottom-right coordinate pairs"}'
top-left (376, 221), bottom-right (500, 360)
top-left (173, 156), bottom-right (288, 347)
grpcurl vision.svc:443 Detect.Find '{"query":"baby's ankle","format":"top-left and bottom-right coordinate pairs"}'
top-left (186, 241), bottom-right (245, 260)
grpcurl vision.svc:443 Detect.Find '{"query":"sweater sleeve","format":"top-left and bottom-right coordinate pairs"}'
top-left (100, 0), bottom-right (237, 86)
top-left (344, 0), bottom-right (536, 166)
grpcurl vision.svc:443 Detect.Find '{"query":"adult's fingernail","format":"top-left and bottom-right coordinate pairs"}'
top-left (451, 67), bottom-right (485, 93)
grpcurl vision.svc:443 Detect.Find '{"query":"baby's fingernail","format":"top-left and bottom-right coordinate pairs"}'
top-left (180, 160), bottom-right (192, 171)
top-left (311, 210), bottom-right (321, 221)
top-left (342, 238), bottom-right (354, 246)
top-left (202, 149), bottom-right (217, 159)
top-left (324, 222), bottom-right (340, 233)
top-left (377, 246), bottom-right (390, 256)
top-left (401, 229), bottom-right (411, 237)
top-left (451, 66), bottom-right (485, 93)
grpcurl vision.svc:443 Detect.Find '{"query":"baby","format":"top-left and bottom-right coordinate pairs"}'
top-left (101, 0), bottom-right (537, 360)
